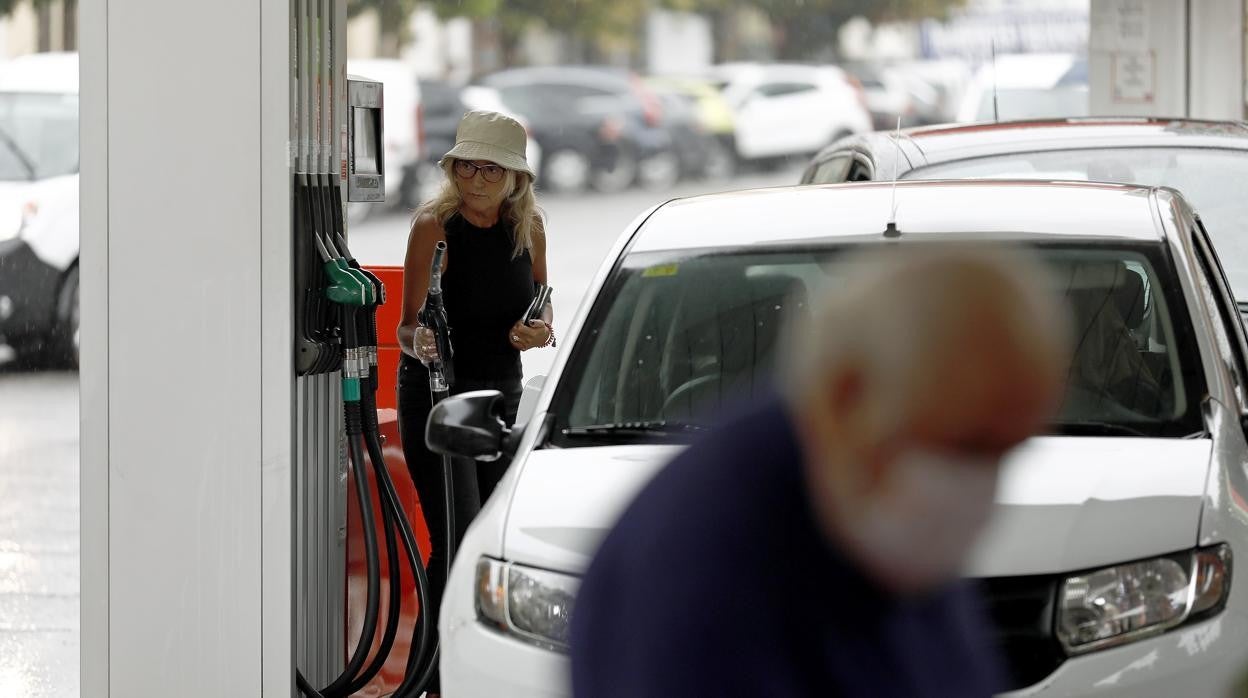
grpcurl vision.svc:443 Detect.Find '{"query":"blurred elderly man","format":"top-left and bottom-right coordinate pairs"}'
top-left (569, 245), bottom-right (1069, 698)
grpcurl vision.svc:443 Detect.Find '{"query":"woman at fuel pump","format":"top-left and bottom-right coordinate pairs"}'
top-left (396, 110), bottom-right (553, 694)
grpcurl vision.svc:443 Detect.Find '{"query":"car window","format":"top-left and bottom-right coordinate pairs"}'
top-left (905, 147), bottom-right (1248, 300)
top-left (0, 92), bottom-right (78, 180)
top-left (807, 155), bottom-right (851, 184)
top-left (845, 158), bottom-right (873, 182)
top-left (755, 82), bottom-right (816, 99)
top-left (551, 243), bottom-right (1206, 445)
top-left (420, 82), bottom-right (463, 118)
top-left (1192, 221), bottom-right (1248, 407)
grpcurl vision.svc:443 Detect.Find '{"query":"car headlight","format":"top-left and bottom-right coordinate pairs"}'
top-left (0, 200), bottom-right (40, 242)
top-left (1057, 544), bottom-right (1231, 655)
top-left (476, 557), bottom-right (579, 651)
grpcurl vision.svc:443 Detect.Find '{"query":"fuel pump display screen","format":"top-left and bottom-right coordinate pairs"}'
top-left (352, 108), bottom-right (380, 175)
top-left (348, 75), bottom-right (385, 202)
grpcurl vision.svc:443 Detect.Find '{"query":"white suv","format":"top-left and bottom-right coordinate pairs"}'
top-left (430, 180), bottom-right (1248, 697)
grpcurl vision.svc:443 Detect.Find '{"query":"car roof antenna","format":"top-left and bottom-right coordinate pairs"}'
top-left (884, 115), bottom-right (902, 238)
top-left (991, 39), bottom-right (1000, 123)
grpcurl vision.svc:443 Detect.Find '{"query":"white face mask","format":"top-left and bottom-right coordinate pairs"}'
top-left (831, 450), bottom-right (1000, 595)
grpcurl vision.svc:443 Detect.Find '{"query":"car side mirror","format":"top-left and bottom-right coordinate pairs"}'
top-left (426, 390), bottom-right (512, 462)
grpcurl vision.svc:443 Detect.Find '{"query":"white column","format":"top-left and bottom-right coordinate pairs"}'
top-left (1188, 0), bottom-right (1244, 120)
top-left (1090, 0), bottom-right (1189, 117)
top-left (79, 0), bottom-right (295, 695)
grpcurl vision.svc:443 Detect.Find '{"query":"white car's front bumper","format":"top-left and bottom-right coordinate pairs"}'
top-left (441, 591), bottom-right (1248, 698)
top-left (441, 611), bottom-right (571, 698)
top-left (1004, 612), bottom-right (1248, 697)
top-left (439, 513), bottom-right (572, 698)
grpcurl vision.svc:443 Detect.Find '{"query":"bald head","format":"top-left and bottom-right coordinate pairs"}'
top-left (785, 244), bottom-right (1070, 593)
top-left (786, 243), bottom-right (1069, 454)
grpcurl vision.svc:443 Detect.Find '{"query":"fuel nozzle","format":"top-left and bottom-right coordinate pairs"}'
top-left (420, 241), bottom-right (454, 395)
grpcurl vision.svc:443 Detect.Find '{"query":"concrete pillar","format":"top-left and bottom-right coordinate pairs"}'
top-left (1090, 0), bottom-right (1245, 119)
top-left (79, 0), bottom-right (295, 695)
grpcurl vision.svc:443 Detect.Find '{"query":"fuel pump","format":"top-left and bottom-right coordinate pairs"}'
top-left (290, 0), bottom-right (441, 695)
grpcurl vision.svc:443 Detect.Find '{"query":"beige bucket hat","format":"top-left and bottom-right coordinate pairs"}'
top-left (441, 110), bottom-right (535, 179)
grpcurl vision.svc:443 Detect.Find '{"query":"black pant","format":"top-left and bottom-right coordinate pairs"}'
top-left (396, 356), bottom-right (522, 691)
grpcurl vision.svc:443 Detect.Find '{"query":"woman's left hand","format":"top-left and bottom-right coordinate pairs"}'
top-left (509, 320), bottom-right (550, 351)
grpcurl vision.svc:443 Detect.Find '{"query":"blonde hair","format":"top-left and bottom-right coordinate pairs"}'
top-left (415, 159), bottom-right (544, 258)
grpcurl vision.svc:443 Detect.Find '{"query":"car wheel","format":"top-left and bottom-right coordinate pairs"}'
top-left (9, 336), bottom-right (49, 369)
top-left (53, 265), bottom-right (79, 369)
top-left (639, 151), bottom-right (680, 189)
top-left (543, 149), bottom-right (591, 194)
top-left (592, 149), bottom-right (638, 193)
top-left (702, 139), bottom-right (736, 180)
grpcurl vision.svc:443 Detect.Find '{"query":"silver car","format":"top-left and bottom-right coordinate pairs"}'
top-left (430, 180), bottom-right (1248, 697)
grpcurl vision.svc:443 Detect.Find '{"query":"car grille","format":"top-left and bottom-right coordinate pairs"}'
top-left (977, 575), bottom-right (1065, 691)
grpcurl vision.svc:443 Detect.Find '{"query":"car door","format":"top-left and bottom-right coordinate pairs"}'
top-left (735, 81), bottom-right (821, 158)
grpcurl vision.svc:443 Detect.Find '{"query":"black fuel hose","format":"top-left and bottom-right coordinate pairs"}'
top-left (391, 386), bottom-right (454, 698)
top-left (315, 318), bottom-right (383, 698)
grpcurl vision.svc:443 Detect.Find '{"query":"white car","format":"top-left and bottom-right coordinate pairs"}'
top-left (0, 52), bottom-right (80, 366)
top-left (708, 63), bottom-right (872, 161)
top-left (956, 53), bottom-right (1088, 123)
top-left (431, 180), bottom-right (1248, 697)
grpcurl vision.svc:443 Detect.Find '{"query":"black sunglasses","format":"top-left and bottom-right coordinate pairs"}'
top-left (454, 160), bottom-right (506, 183)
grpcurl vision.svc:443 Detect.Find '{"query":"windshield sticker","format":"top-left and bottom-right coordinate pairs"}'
top-left (643, 263), bottom-right (680, 278)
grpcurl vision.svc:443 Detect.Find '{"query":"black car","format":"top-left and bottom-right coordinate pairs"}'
top-left (477, 66), bottom-right (676, 193)
top-left (802, 118), bottom-right (1248, 313)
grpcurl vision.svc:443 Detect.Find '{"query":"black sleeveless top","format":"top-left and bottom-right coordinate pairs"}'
top-left (441, 212), bottom-right (534, 380)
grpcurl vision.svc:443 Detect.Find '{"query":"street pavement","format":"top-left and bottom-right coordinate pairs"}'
top-left (0, 360), bottom-right (79, 698)
top-left (0, 165), bottom-right (800, 696)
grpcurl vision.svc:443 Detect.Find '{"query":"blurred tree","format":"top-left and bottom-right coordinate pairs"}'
top-left (0, 0), bottom-right (58, 18)
top-left (347, 0), bottom-right (422, 57)
top-left (756, 0), bottom-right (966, 60)
top-left (392, 0), bottom-right (967, 68)
top-left (427, 0), bottom-right (650, 68)
top-left (662, 0), bottom-right (966, 61)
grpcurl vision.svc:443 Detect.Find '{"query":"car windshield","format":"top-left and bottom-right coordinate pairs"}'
top-left (551, 243), bottom-right (1206, 445)
top-left (0, 92), bottom-right (78, 180)
top-left (906, 147), bottom-right (1248, 299)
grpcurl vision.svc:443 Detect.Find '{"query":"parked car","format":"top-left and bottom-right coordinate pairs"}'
top-left (645, 76), bottom-right (737, 179)
top-left (801, 118), bottom-right (1248, 307)
top-left (413, 80), bottom-right (542, 204)
top-left (846, 62), bottom-right (947, 129)
top-left (955, 53), bottom-right (1088, 123)
top-left (430, 179), bottom-right (1248, 696)
top-left (478, 66), bottom-right (675, 193)
top-left (346, 59), bottom-right (423, 212)
top-left (706, 62), bottom-right (872, 162)
top-left (0, 51), bottom-right (81, 367)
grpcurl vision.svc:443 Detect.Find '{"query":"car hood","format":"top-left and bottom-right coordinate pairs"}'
top-left (502, 445), bottom-right (680, 572)
top-left (501, 437), bottom-right (1213, 578)
top-left (967, 436), bottom-right (1212, 577)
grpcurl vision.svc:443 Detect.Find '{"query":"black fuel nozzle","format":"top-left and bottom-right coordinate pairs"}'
top-left (419, 241), bottom-right (454, 393)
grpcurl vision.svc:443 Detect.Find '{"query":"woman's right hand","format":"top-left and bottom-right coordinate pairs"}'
top-left (413, 325), bottom-right (440, 364)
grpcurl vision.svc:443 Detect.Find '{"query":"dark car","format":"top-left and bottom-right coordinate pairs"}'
top-left (801, 118), bottom-right (1248, 309)
top-left (419, 79), bottom-right (468, 172)
top-left (477, 66), bottom-right (676, 194)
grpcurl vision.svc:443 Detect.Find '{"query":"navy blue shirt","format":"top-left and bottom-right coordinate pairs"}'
top-left (570, 399), bottom-right (1005, 697)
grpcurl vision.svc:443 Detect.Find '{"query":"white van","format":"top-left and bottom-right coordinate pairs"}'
top-left (0, 52), bottom-right (80, 366)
